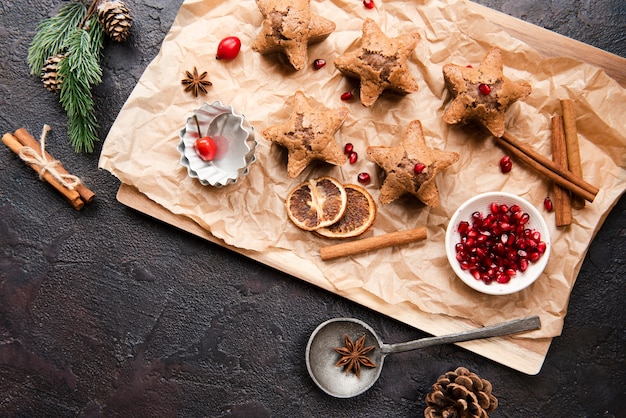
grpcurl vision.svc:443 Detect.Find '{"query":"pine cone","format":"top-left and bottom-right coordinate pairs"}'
top-left (41, 52), bottom-right (67, 93)
top-left (424, 367), bottom-right (498, 418)
top-left (97, 0), bottom-right (133, 42)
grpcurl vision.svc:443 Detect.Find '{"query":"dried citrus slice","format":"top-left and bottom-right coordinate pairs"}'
top-left (286, 176), bottom-right (348, 231)
top-left (316, 184), bottom-right (377, 238)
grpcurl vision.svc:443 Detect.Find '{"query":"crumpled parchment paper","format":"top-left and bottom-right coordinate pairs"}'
top-left (99, 0), bottom-right (626, 339)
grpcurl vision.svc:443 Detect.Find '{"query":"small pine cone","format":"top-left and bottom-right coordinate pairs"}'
top-left (98, 0), bottom-right (133, 42)
top-left (41, 53), bottom-right (67, 93)
top-left (424, 367), bottom-right (498, 418)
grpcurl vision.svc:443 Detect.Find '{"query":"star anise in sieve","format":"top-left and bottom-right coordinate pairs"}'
top-left (334, 334), bottom-right (376, 378)
top-left (181, 67), bottom-right (212, 97)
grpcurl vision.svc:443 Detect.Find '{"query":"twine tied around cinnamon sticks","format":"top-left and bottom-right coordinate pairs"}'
top-left (2, 126), bottom-right (95, 210)
top-left (18, 125), bottom-right (82, 190)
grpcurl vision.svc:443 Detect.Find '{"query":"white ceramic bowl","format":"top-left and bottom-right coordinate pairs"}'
top-left (445, 192), bottom-right (551, 295)
top-left (178, 101), bottom-right (257, 187)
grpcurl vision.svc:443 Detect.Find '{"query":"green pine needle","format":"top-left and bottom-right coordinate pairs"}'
top-left (28, 2), bottom-right (87, 76)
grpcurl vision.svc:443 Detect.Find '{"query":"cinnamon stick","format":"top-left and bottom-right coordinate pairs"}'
top-left (13, 127), bottom-right (95, 203)
top-left (497, 132), bottom-right (598, 203)
top-left (2, 132), bottom-right (84, 210)
top-left (550, 115), bottom-right (572, 226)
top-left (560, 99), bottom-right (585, 209)
top-left (320, 227), bottom-right (427, 261)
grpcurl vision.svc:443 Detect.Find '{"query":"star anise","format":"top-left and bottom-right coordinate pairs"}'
top-left (181, 67), bottom-right (212, 97)
top-left (334, 334), bottom-right (376, 378)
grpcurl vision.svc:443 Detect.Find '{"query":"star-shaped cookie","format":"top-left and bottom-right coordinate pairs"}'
top-left (263, 91), bottom-right (349, 178)
top-left (442, 47), bottom-right (532, 137)
top-left (251, 0), bottom-right (336, 70)
top-left (334, 18), bottom-right (420, 107)
top-left (367, 120), bottom-right (459, 207)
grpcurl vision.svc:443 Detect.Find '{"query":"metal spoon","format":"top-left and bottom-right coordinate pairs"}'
top-left (305, 315), bottom-right (540, 398)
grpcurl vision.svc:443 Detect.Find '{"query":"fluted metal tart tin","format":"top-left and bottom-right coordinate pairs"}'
top-left (178, 101), bottom-right (257, 187)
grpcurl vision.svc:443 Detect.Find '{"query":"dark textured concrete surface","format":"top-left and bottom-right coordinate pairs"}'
top-left (0, 1), bottom-right (624, 417)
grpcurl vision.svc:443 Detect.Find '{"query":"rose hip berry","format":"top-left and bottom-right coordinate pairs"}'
top-left (357, 172), bottom-right (371, 185)
top-left (454, 203), bottom-right (547, 285)
top-left (479, 83), bottom-right (491, 95)
top-left (500, 155), bottom-right (512, 173)
top-left (313, 59), bottom-right (326, 70)
top-left (349, 151), bottom-right (358, 164)
top-left (363, 0), bottom-right (375, 9)
top-left (544, 196), bottom-right (554, 212)
top-left (340, 91), bottom-right (354, 101)
top-left (216, 36), bottom-right (241, 60)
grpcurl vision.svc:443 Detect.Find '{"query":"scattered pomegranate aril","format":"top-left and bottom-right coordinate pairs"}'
top-left (348, 151), bottom-right (358, 164)
top-left (344, 143), bottom-right (354, 154)
top-left (313, 59), bottom-right (326, 70)
top-left (357, 172), bottom-right (371, 185)
top-left (363, 0), bottom-right (375, 9)
top-left (454, 202), bottom-right (547, 285)
top-left (414, 163), bottom-right (426, 174)
top-left (544, 196), bottom-right (554, 212)
top-left (479, 83), bottom-right (491, 95)
top-left (340, 91), bottom-right (354, 101)
top-left (499, 155), bottom-right (512, 173)
top-left (216, 36), bottom-right (241, 60)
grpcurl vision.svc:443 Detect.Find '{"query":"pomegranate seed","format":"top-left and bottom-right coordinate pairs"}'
top-left (414, 163), bottom-right (426, 174)
top-left (363, 0), bottom-right (375, 9)
top-left (454, 201), bottom-right (546, 285)
top-left (349, 151), bottom-right (358, 164)
top-left (544, 196), bottom-right (553, 212)
top-left (341, 91), bottom-right (354, 101)
top-left (466, 65), bottom-right (473, 68)
top-left (500, 155), bottom-right (512, 173)
top-left (479, 84), bottom-right (491, 95)
top-left (313, 59), bottom-right (326, 70)
top-left (357, 172), bottom-right (371, 185)
top-left (344, 143), bottom-right (354, 154)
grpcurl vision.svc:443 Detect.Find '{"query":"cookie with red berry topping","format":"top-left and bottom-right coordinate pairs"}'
top-left (367, 120), bottom-right (459, 206)
top-left (263, 91), bottom-right (349, 178)
top-left (251, 0), bottom-right (336, 71)
top-left (442, 47), bottom-right (532, 137)
top-left (334, 18), bottom-right (421, 107)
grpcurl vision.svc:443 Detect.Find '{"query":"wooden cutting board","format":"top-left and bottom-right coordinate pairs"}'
top-left (116, 1), bottom-right (626, 375)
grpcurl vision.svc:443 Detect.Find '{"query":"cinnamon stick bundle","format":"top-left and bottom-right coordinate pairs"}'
top-left (320, 227), bottom-right (427, 261)
top-left (496, 132), bottom-right (599, 203)
top-left (2, 127), bottom-right (95, 210)
top-left (560, 99), bottom-right (585, 209)
top-left (550, 115), bottom-right (572, 226)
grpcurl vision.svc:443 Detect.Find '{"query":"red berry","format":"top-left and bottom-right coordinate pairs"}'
top-left (414, 163), bottom-right (426, 174)
top-left (344, 143), bottom-right (354, 154)
top-left (195, 136), bottom-right (217, 161)
top-left (466, 65), bottom-right (473, 68)
top-left (500, 155), bottom-right (512, 173)
top-left (340, 91), bottom-right (354, 101)
top-left (357, 172), bottom-right (371, 185)
top-left (363, 0), bottom-right (375, 9)
top-left (543, 196), bottom-right (554, 212)
top-left (349, 151), bottom-right (358, 164)
top-left (479, 83), bottom-right (491, 95)
top-left (216, 36), bottom-right (241, 61)
top-left (313, 59), bottom-right (326, 70)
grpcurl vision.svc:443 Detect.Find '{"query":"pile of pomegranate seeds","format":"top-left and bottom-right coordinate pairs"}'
top-left (454, 202), bottom-right (547, 284)
top-left (344, 142), bottom-right (358, 164)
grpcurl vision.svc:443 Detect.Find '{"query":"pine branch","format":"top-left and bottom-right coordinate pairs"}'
top-left (27, 2), bottom-right (87, 76)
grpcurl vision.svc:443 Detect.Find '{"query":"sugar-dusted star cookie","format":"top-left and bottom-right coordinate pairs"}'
top-left (334, 18), bottom-right (420, 107)
top-left (442, 47), bottom-right (532, 137)
top-left (251, 0), bottom-right (336, 71)
top-left (367, 120), bottom-right (459, 206)
top-left (263, 91), bottom-right (349, 178)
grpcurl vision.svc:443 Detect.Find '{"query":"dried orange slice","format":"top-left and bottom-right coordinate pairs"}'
top-left (316, 184), bottom-right (377, 238)
top-left (286, 177), bottom-right (348, 231)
